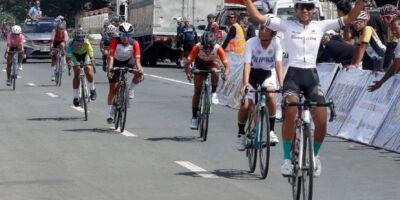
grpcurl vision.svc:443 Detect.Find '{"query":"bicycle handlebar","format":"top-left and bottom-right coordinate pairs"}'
top-left (283, 99), bottom-right (337, 122)
top-left (190, 68), bottom-right (224, 75)
top-left (241, 86), bottom-right (282, 105)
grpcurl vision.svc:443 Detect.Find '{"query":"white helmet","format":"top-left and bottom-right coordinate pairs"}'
top-left (119, 22), bottom-right (134, 33)
top-left (356, 11), bottom-right (369, 21)
top-left (105, 24), bottom-right (118, 33)
top-left (293, 0), bottom-right (318, 5)
top-left (11, 25), bottom-right (22, 34)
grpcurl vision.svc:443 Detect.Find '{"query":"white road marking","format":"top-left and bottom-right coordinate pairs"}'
top-left (2, 69), bottom-right (5, 72)
top-left (71, 106), bottom-right (85, 113)
top-left (26, 83), bottom-right (36, 87)
top-left (175, 161), bottom-right (218, 178)
top-left (110, 127), bottom-right (137, 137)
top-left (145, 73), bottom-right (194, 86)
top-left (46, 92), bottom-right (59, 98)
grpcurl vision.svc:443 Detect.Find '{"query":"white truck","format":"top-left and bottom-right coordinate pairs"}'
top-left (119, 0), bottom-right (225, 66)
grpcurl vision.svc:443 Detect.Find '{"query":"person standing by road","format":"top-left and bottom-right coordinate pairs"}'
top-left (222, 11), bottom-right (246, 55)
top-left (239, 12), bottom-right (256, 41)
top-left (181, 17), bottom-right (198, 65)
top-left (206, 14), bottom-right (222, 44)
top-left (380, 4), bottom-right (399, 71)
top-left (27, 0), bottom-right (42, 21)
top-left (243, 0), bottom-right (365, 177)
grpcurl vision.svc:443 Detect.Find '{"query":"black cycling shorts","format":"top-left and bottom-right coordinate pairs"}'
top-left (283, 67), bottom-right (325, 104)
top-left (108, 59), bottom-right (133, 83)
top-left (183, 40), bottom-right (195, 53)
top-left (53, 41), bottom-right (64, 48)
top-left (249, 68), bottom-right (272, 89)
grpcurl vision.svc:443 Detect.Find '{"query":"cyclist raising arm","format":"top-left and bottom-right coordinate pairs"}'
top-left (243, 0), bottom-right (365, 177)
top-left (106, 22), bottom-right (144, 123)
top-left (184, 31), bottom-right (230, 129)
top-left (5, 25), bottom-right (24, 86)
top-left (236, 25), bottom-right (284, 150)
top-left (369, 16), bottom-right (400, 92)
top-left (66, 29), bottom-right (97, 107)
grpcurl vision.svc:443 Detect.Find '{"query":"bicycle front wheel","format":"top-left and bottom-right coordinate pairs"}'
top-left (198, 88), bottom-right (206, 139)
top-left (114, 92), bottom-right (121, 130)
top-left (291, 128), bottom-right (301, 200)
top-left (119, 85), bottom-right (129, 132)
top-left (201, 86), bottom-right (210, 142)
top-left (259, 107), bottom-right (271, 179)
top-left (80, 78), bottom-right (88, 121)
top-left (12, 62), bottom-right (16, 91)
top-left (56, 57), bottom-right (63, 86)
top-left (301, 123), bottom-right (313, 200)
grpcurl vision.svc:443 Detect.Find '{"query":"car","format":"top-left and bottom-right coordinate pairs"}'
top-left (22, 17), bottom-right (58, 63)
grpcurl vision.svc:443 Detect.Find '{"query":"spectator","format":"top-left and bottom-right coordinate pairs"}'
top-left (28, 0), bottom-right (42, 21)
top-left (349, 11), bottom-right (386, 71)
top-left (336, 0), bottom-right (355, 44)
top-left (205, 14), bottom-right (217, 31)
top-left (180, 17), bottom-right (198, 64)
top-left (317, 33), bottom-right (355, 66)
top-left (380, 4), bottom-right (399, 71)
top-left (239, 12), bottom-right (256, 40)
top-left (369, 16), bottom-right (400, 92)
top-left (222, 11), bottom-right (246, 55)
top-left (176, 17), bottom-right (185, 67)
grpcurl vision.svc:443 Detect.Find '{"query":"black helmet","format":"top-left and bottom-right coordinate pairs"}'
top-left (201, 31), bottom-right (216, 48)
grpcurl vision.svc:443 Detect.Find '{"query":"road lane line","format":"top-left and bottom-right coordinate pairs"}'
top-left (110, 127), bottom-right (137, 137)
top-left (145, 73), bottom-right (194, 86)
top-left (46, 92), bottom-right (59, 98)
top-left (71, 106), bottom-right (85, 113)
top-left (175, 161), bottom-right (218, 178)
top-left (26, 83), bottom-right (36, 87)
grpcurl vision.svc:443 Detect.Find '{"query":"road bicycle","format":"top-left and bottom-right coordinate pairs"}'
top-left (242, 86), bottom-right (281, 179)
top-left (52, 48), bottom-right (65, 86)
top-left (282, 95), bottom-right (336, 200)
top-left (8, 50), bottom-right (19, 91)
top-left (70, 62), bottom-right (92, 121)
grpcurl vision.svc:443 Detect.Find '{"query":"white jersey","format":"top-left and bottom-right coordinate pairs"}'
top-left (114, 44), bottom-right (133, 61)
top-left (244, 36), bottom-right (283, 71)
top-left (197, 43), bottom-right (220, 62)
top-left (265, 16), bottom-right (344, 69)
top-left (394, 43), bottom-right (400, 59)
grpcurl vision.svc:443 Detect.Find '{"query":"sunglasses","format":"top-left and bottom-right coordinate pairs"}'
top-left (352, 20), bottom-right (365, 25)
top-left (383, 15), bottom-right (395, 21)
top-left (203, 46), bottom-right (214, 51)
top-left (12, 33), bottom-right (20, 36)
top-left (120, 33), bottom-right (131, 38)
top-left (296, 4), bottom-right (315, 11)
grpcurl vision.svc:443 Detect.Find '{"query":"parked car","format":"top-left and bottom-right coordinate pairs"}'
top-left (23, 17), bottom-right (57, 63)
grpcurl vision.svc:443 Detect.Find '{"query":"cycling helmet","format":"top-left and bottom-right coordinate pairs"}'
top-left (56, 15), bottom-right (65, 21)
top-left (293, 0), bottom-right (318, 5)
top-left (356, 11), bottom-right (369, 21)
top-left (380, 4), bottom-right (398, 16)
top-left (56, 21), bottom-right (66, 30)
top-left (106, 24), bottom-right (118, 33)
top-left (73, 29), bottom-right (87, 41)
top-left (110, 15), bottom-right (123, 24)
top-left (103, 21), bottom-right (110, 28)
top-left (119, 22), bottom-right (134, 33)
top-left (201, 31), bottom-right (217, 48)
top-left (11, 25), bottom-right (22, 34)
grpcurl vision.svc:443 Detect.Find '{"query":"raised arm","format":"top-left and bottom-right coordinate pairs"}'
top-left (343, 0), bottom-right (365, 26)
top-left (242, 0), bottom-right (266, 24)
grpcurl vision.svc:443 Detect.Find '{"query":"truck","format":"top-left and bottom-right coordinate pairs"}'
top-left (119, 0), bottom-right (225, 66)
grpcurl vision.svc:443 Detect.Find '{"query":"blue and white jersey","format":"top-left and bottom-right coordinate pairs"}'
top-left (244, 36), bottom-right (283, 71)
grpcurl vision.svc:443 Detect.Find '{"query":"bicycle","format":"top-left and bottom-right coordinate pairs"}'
top-left (8, 50), bottom-right (19, 91)
top-left (282, 95), bottom-right (336, 200)
top-left (111, 67), bottom-right (142, 132)
top-left (190, 67), bottom-right (224, 142)
top-left (242, 86), bottom-right (281, 179)
top-left (70, 62), bottom-right (92, 121)
top-left (52, 48), bottom-right (65, 86)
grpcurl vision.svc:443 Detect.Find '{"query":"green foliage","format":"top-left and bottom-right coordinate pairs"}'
top-left (0, 0), bottom-right (111, 26)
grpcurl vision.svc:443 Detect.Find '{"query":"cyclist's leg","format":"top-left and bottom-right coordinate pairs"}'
top-left (6, 51), bottom-right (13, 79)
top-left (263, 72), bottom-right (278, 132)
top-left (17, 47), bottom-right (23, 65)
top-left (282, 67), bottom-right (301, 161)
top-left (303, 68), bottom-right (327, 157)
top-left (83, 55), bottom-right (95, 93)
top-left (237, 84), bottom-right (255, 133)
top-left (72, 59), bottom-right (81, 105)
top-left (210, 60), bottom-right (220, 93)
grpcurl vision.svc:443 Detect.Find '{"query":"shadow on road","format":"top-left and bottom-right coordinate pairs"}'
top-left (145, 136), bottom-right (200, 143)
top-left (212, 169), bottom-right (261, 180)
top-left (27, 117), bottom-right (82, 122)
top-left (63, 128), bottom-right (117, 134)
top-left (0, 88), bottom-right (13, 92)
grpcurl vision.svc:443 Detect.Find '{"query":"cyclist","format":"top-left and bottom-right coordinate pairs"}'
top-left (380, 4), bottom-right (399, 71)
top-left (236, 24), bottom-right (284, 150)
top-left (49, 21), bottom-right (68, 81)
top-left (184, 31), bottom-right (230, 129)
top-left (5, 25), bottom-right (24, 86)
top-left (100, 24), bottom-right (118, 72)
top-left (106, 22), bottom-right (144, 123)
top-left (369, 16), bottom-right (400, 92)
top-left (66, 29), bottom-right (97, 107)
top-left (110, 16), bottom-right (123, 27)
top-left (243, 0), bottom-right (365, 177)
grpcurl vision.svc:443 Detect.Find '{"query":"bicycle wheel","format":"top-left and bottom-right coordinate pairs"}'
top-left (80, 78), bottom-right (88, 121)
top-left (301, 123), bottom-right (313, 200)
top-left (291, 129), bottom-right (301, 200)
top-left (201, 86), bottom-right (210, 142)
top-left (114, 91), bottom-right (121, 130)
top-left (12, 63), bottom-right (16, 91)
top-left (198, 88), bottom-right (206, 138)
top-left (119, 84), bottom-right (129, 132)
top-left (259, 107), bottom-right (271, 179)
top-left (57, 56), bottom-right (63, 86)
top-left (246, 109), bottom-right (257, 173)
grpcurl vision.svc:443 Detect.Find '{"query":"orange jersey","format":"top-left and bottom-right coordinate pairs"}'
top-left (187, 43), bottom-right (228, 64)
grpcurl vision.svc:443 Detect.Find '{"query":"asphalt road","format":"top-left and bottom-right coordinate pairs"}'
top-left (0, 41), bottom-right (399, 200)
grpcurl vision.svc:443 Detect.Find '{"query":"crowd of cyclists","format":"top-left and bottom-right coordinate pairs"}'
top-left (3, 0), bottom-right (399, 180)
